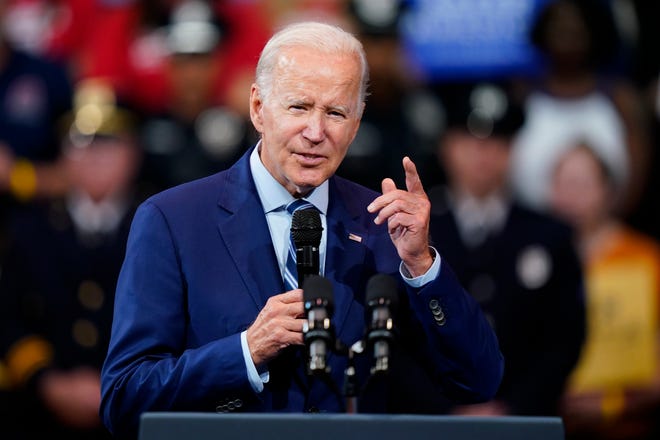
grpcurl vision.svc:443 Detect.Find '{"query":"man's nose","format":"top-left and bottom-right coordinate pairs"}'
top-left (302, 111), bottom-right (326, 143)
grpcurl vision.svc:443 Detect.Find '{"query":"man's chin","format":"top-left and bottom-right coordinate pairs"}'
top-left (289, 175), bottom-right (326, 196)
top-left (291, 182), bottom-right (317, 198)
top-left (290, 170), bottom-right (331, 192)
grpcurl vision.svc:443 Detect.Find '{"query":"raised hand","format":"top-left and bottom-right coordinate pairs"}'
top-left (368, 156), bottom-right (433, 277)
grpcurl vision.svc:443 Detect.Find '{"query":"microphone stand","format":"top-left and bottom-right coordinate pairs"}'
top-left (343, 340), bottom-right (365, 414)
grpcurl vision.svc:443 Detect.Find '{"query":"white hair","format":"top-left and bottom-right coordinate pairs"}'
top-left (255, 21), bottom-right (369, 110)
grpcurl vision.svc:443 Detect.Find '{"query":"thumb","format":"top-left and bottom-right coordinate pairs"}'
top-left (381, 177), bottom-right (397, 194)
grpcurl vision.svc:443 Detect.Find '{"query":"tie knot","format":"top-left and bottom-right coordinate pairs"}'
top-left (286, 199), bottom-right (315, 214)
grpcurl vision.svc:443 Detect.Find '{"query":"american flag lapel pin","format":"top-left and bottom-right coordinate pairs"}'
top-left (348, 232), bottom-right (363, 243)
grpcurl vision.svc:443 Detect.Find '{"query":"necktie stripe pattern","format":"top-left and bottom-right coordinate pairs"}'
top-left (284, 199), bottom-right (315, 291)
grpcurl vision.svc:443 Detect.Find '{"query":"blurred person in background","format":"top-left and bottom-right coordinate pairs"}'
top-left (550, 143), bottom-right (660, 440)
top-left (510, 0), bottom-right (650, 220)
top-left (0, 79), bottom-right (142, 440)
top-left (41, 0), bottom-right (270, 117)
top-left (628, 0), bottom-right (660, 242)
top-left (428, 82), bottom-right (586, 416)
top-left (643, 70), bottom-right (660, 238)
top-left (0, 0), bottom-right (73, 246)
top-left (336, 0), bottom-right (444, 192)
top-left (1, 0), bottom-right (72, 433)
top-left (138, 0), bottom-right (255, 194)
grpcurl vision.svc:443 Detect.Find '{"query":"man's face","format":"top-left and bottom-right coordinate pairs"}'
top-left (441, 130), bottom-right (511, 199)
top-left (65, 137), bottom-right (139, 202)
top-left (250, 46), bottom-right (363, 196)
top-left (167, 53), bottom-right (218, 112)
top-left (549, 147), bottom-right (610, 231)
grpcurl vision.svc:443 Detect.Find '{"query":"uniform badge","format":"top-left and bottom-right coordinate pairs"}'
top-left (516, 245), bottom-right (552, 290)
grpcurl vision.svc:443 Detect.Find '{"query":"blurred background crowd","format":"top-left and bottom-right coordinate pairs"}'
top-left (0, 0), bottom-right (659, 439)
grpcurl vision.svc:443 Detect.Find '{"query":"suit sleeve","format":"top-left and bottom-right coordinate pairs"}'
top-left (403, 260), bottom-right (505, 403)
top-left (363, 203), bottom-right (504, 406)
top-left (99, 201), bottom-right (257, 438)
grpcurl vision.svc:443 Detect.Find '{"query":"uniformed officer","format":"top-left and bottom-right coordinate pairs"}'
top-left (138, 0), bottom-right (256, 194)
top-left (336, 0), bottom-right (446, 192)
top-left (428, 82), bottom-right (586, 416)
top-left (0, 79), bottom-right (142, 439)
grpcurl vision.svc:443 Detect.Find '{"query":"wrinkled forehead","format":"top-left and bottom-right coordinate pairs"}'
top-left (272, 47), bottom-right (362, 104)
top-left (275, 46), bottom-right (361, 77)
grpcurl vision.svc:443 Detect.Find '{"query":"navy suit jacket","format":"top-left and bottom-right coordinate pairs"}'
top-left (100, 148), bottom-right (503, 438)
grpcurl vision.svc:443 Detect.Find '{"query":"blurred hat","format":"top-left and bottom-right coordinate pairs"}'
top-left (61, 79), bottom-right (137, 147)
top-left (348, 0), bottom-right (408, 37)
top-left (441, 82), bottom-right (525, 139)
top-left (166, 0), bottom-right (223, 55)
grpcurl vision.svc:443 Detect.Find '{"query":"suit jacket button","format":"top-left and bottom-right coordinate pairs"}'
top-left (429, 299), bottom-right (440, 310)
top-left (216, 398), bottom-right (230, 413)
top-left (234, 399), bottom-right (243, 408)
top-left (435, 314), bottom-right (446, 326)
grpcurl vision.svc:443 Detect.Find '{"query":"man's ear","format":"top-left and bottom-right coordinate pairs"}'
top-left (249, 85), bottom-right (264, 133)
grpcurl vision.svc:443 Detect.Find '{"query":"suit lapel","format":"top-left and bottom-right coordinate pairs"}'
top-left (325, 179), bottom-right (370, 337)
top-left (215, 152), bottom-right (284, 310)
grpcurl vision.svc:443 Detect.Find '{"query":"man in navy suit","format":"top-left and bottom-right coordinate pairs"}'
top-left (100, 22), bottom-right (504, 439)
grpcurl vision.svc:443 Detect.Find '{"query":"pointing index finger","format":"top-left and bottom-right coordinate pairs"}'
top-left (403, 157), bottom-right (424, 195)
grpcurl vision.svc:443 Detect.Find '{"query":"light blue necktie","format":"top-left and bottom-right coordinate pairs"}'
top-left (283, 199), bottom-right (316, 291)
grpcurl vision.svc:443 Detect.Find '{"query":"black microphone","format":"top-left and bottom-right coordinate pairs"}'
top-left (291, 208), bottom-right (323, 288)
top-left (365, 273), bottom-right (399, 374)
top-left (302, 275), bottom-right (334, 375)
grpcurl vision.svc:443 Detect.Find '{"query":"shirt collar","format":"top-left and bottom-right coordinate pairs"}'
top-left (449, 189), bottom-right (510, 237)
top-left (66, 190), bottom-right (129, 234)
top-left (250, 142), bottom-right (329, 214)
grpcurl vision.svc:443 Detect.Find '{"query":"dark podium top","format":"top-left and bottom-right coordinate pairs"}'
top-left (139, 412), bottom-right (565, 440)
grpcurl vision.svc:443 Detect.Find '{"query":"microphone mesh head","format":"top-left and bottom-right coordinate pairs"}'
top-left (366, 273), bottom-right (399, 310)
top-left (302, 275), bottom-right (334, 309)
top-left (291, 209), bottom-right (323, 246)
